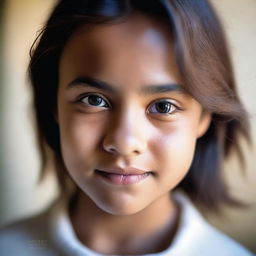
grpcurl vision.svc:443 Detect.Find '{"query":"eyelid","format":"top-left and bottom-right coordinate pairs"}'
top-left (77, 92), bottom-right (111, 108)
top-left (147, 99), bottom-right (182, 113)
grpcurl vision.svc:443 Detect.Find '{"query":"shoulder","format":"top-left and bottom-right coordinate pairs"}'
top-left (193, 219), bottom-right (253, 256)
top-left (170, 192), bottom-right (254, 256)
top-left (0, 204), bottom-right (56, 256)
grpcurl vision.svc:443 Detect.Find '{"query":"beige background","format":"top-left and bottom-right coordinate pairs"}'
top-left (0, 0), bottom-right (255, 253)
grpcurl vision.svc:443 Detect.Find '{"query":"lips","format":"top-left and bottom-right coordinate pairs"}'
top-left (95, 167), bottom-right (151, 185)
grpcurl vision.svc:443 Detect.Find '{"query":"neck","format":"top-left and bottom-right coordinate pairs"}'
top-left (69, 190), bottom-right (179, 255)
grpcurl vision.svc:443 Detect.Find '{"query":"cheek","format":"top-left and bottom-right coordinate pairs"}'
top-left (152, 123), bottom-right (198, 186)
top-left (58, 112), bottom-right (106, 173)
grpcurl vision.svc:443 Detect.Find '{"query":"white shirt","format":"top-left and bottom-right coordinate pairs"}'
top-left (0, 193), bottom-right (253, 256)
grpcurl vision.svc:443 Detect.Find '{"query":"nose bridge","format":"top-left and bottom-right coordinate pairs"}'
top-left (103, 103), bottom-right (147, 156)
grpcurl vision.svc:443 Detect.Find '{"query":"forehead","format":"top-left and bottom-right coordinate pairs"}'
top-left (59, 12), bottom-right (181, 88)
top-left (65, 12), bottom-right (172, 51)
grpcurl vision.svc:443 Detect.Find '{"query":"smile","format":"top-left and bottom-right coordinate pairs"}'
top-left (95, 168), bottom-right (152, 185)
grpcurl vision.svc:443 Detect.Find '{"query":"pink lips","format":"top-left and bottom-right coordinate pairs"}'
top-left (95, 167), bottom-right (151, 185)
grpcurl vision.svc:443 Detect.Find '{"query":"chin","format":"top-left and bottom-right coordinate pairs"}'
top-left (94, 196), bottom-right (148, 216)
top-left (101, 205), bottom-right (145, 216)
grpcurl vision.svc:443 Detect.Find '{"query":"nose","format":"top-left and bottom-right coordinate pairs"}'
top-left (102, 108), bottom-right (147, 157)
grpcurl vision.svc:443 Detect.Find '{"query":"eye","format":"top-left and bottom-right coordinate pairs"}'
top-left (79, 94), bottom-right (110, 108)
top-left (148, 100), bottom-right (178, 115)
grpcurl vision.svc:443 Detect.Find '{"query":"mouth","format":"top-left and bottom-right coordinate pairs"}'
top-left (95, 168), bottom-right (152, 185)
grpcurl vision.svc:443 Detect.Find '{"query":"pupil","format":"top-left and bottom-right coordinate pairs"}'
top-left (156, 102), bottom-right (171, 113)
top-left (88, 95), bottom-right (102, 106)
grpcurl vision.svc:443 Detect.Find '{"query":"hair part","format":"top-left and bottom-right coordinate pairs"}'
top-left (28, 0), bottom-right (250, 213)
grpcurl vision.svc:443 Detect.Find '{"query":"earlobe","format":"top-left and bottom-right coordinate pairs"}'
top-left (197, 112), bottom-right (211, 138)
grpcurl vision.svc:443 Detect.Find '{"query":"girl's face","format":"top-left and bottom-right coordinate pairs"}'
top-left (57, 13), bottom-right (210, 215)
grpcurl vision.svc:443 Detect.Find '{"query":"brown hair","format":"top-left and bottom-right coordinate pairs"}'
top-left (28, 0), bottom-right (250, 212)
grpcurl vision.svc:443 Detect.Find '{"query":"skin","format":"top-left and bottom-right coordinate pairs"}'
top-left (57, 12), bottom-right (211, 255)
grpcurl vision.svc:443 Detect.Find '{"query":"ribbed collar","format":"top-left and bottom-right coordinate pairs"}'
top-left (48, 192), bottom-right (207, 256)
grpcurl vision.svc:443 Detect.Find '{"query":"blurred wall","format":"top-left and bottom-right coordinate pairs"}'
top-left (0, 0), bottom-right (58, 224)
top-left (0, 0), bottom-right (255, 253)
top-left (206, 0), bottom-right (256, 252)
top-left (0, 0), bottom-right (5, 191)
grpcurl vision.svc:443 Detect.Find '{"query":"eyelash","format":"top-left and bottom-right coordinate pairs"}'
top-left (78, 93), bottom-right (110, 108)
top-left (147, 100), bottom-right (180, 115)
top-left (77, 93), bottom-right (181, 115)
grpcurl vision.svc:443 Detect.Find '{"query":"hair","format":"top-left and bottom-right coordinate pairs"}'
top-left (28, 0), bottom-right (250, 212)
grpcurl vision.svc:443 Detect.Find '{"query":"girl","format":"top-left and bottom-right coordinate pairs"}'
top-left (0, 0), bottom-right (253, 255)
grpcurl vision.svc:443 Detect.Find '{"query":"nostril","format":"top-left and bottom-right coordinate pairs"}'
top-left (102, 132), bottom-right (147, 156)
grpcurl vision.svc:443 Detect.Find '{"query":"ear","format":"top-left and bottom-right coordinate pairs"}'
top-left (197, 112), bottom-right (211, 138)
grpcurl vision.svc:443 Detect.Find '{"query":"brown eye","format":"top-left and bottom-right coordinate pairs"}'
top-left (80, 94), bottom-right (109, 108)
top-left (148, 100), bottom-right (176, 114)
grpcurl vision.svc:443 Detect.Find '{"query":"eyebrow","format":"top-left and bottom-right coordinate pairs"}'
top-left (67, 76), bottom-right (184, 95)
top-left (67, 76), bottom-right (116, 93)
top-left (141, 84), bottom-right (184, 95)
